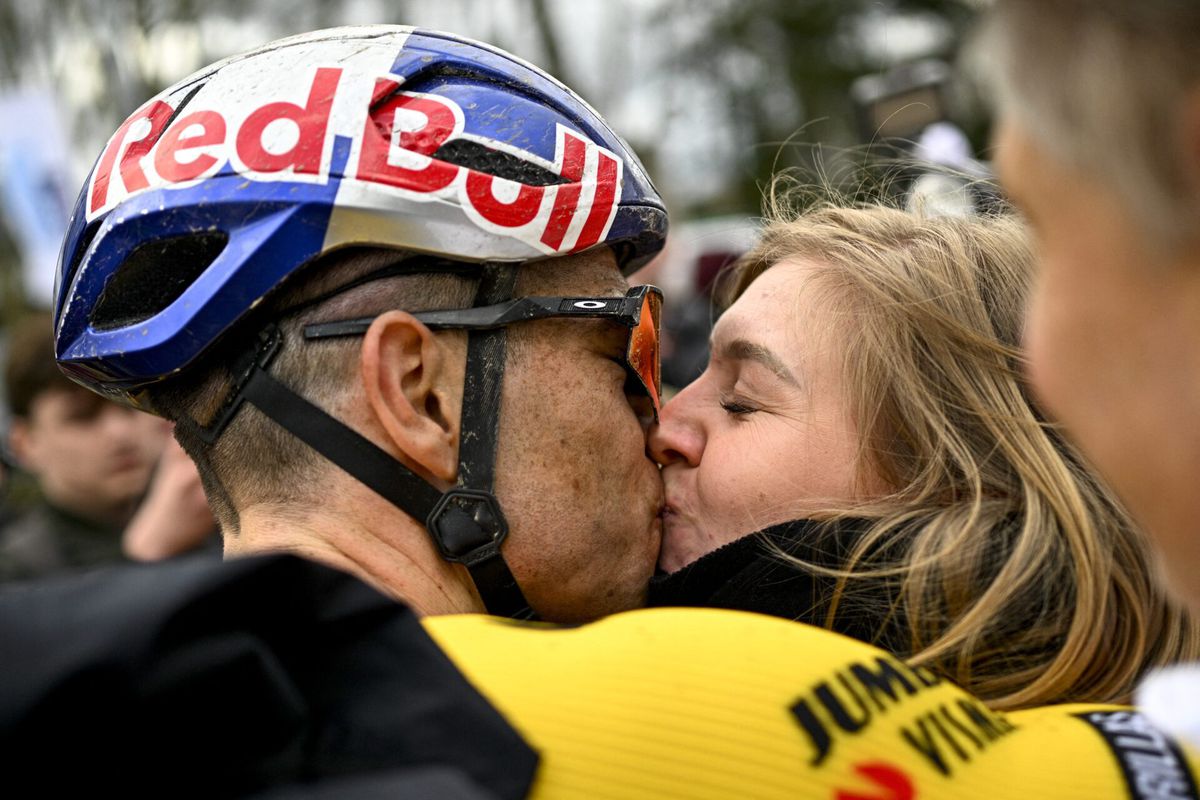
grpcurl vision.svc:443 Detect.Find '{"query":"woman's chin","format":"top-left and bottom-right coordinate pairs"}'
top-left (657, 522), bottom-right (706, 574)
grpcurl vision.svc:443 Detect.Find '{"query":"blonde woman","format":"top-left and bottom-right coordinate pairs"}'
top-left (649, 204), bottom-right (1200, 709)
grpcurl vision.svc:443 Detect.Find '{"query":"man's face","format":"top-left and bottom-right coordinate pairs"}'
top-left (12, 387), bottom-right (168, 524)
top-left (493, 250), bottom-right (664, 622)
top-left (995, 119), bottom-right (1200, 608)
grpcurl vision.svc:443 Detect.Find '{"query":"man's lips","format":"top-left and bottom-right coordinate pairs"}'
top-left (658, 504), bottom-right (686, 544)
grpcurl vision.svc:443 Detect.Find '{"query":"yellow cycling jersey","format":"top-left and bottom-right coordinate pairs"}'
top-left (424, 607), bottom-right (1200, 799)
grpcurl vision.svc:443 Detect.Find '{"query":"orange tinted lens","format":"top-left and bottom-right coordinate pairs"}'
top-left (626, 288), bottom-right (662, 418)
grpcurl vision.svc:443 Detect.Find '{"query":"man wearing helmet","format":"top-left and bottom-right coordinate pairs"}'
top-left (54, 26), bottom-right (667, 622)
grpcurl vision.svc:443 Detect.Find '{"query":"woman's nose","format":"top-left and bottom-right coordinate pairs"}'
top-left (648, 382), bottom-right (704, 468)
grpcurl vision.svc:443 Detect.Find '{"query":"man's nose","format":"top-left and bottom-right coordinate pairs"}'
top-left (647, 385), bottom-right (703, 468)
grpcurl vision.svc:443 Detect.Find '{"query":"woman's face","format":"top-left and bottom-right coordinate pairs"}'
top-left (649, 259), bottom-right (880, 573)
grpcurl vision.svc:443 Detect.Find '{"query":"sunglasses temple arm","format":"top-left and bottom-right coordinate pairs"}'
top-left (415, 298), bottom-right (560, 330)
top-left (303, 296), bottom-right (639, 340)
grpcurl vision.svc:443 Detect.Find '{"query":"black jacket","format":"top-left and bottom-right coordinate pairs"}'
top-left (648, 518), bottom-right (911, 654)
top-left (0, 500), bottom-right (128, 582)
top-left (0, 554), bottom-right (537, 799)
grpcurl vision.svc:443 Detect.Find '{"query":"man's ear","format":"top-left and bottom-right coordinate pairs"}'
top-left (360, 311), bottom-right (462, 486)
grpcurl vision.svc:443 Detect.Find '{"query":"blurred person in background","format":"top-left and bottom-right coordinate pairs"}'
top-left (120, 434), bottom-right (219, 563)
top-left (648, 203), bottom-right (1199, 709)
top-left (0, 443), bottom-right (15, 532)
top-left (975, 0), bottom-right (1200, 740)
top-left (0, 312), bottom-right (213, 580)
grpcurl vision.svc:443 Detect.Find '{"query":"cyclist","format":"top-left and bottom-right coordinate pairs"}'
top-left (54, 25), bottom-right (667, 623)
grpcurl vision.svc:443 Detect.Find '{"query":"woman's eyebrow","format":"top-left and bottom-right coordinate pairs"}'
top-left (716, 337), bottom-right (800, 387)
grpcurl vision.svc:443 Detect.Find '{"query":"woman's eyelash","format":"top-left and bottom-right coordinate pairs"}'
top-left (719, 395), bottom-right (757, 415)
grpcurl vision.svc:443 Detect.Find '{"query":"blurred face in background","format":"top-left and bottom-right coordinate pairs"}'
top-left (10, 386), bottom-right (168, 525)
top-left (995, 118), bottom-right (1200, 610)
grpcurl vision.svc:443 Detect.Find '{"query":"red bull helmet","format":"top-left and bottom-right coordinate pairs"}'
top-left (53, 26), bottom-right (668, 617)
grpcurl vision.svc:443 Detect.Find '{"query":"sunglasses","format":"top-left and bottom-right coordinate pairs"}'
top-left (304, 284), bottom-right (663, 421)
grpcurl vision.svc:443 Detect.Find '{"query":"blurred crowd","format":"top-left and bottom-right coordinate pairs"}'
top-left (0, 311), bottom-right (217, 582)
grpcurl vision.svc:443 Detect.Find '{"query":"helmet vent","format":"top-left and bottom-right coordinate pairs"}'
top-left (434, 139), bottom-right (568, 187)
top-left (90, 232), bottom-right (229, 331)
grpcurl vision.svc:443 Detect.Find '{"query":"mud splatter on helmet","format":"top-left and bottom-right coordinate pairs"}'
top-left (54, 26), bottom-right (668, 616)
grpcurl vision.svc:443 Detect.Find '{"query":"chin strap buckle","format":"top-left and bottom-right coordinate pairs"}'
top-left (426, 488), bottom-right (509, 567)
top-left (427, 488), bottom-right (530, 618)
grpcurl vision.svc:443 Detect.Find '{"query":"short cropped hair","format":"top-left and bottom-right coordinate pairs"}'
top-left (974, 0), bottom-right (1200, 248)
top-left (725, 202), bottom-right (1200, 708)
top-left (151, 246), bottom-right (608, 535)
top-left (151, 249), bottom-right (476, 533)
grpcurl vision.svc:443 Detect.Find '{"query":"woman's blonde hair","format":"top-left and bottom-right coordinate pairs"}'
top-left (724, 201), bottom-right (1200, 709)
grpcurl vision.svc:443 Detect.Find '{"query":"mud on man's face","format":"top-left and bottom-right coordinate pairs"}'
top-left (490, 249), bottom-right (664, 622)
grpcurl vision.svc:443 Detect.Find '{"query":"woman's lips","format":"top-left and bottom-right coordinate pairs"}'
top-left (659, 504), bottom-right (677, 534)
top-left (657, 504), bottom-right (687, 571)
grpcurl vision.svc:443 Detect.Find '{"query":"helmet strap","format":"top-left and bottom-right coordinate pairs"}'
top-left (430, 262), bottom-right (532, 618)
top-left (187, 266), bottom-right (533, 618)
